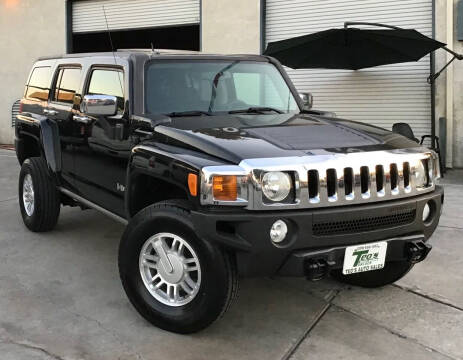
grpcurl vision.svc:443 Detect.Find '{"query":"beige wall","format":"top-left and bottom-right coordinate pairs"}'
top-left (201, 0), bottom-right (261, 54)
top-left (435, 0), bottom-right (463, 168)
top-left (0, 0), bottom-right (66, 144)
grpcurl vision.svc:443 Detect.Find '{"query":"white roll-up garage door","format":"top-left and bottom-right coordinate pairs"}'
top-left (72, 0), bottom-right (200, 33)
top-left (266, 0), bottom-right (433, 139)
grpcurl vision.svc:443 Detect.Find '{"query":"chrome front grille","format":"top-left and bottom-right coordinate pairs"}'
top-left (201, 148), bottom-right (439, 210)
top-left (239, 148), bottom-right (437, 210)
top-left (308, 162), bottom-right (412, 204)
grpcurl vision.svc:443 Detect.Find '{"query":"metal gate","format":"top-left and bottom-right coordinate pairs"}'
top-left (72, 0), bottom-right (200, 33)
top-left (265, 0), bottom-right (433, 138)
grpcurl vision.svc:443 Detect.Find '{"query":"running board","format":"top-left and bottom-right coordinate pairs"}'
top-left (59, 187), bottom-right (128, 225)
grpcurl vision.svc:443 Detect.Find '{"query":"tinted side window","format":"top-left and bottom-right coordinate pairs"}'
top-left (87, 69), bottom-right (124, 114)
top-left (53, 68), bottom-right (81, 104)
top-left (26, 67), bottom-right (51, 101)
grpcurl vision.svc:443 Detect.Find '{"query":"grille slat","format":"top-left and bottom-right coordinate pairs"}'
top-left (409, 163), bottom-right (416, 190)
top-left (308, 170), bottom-right (319, 202)
top-left (397, 163), bottom-right (405, 194)
top-left (375, 165), bottom-right (385, 196)
top-left (403, 162), bottom-right (411, 191)
top-left (390, 164), bottom-right (399, 195)
top-left (354, 168), bottom-right (362, 200)
top-left (360, 166), bottom-right (370, 198)
top-left (326, 169), bottom-right (337, 201)
top-left (312, 209), bottom-right (416, 236)
top-left (318, 170), bottom-right (329, 204)
top-left (343, 167), bottom-right (354, 199)
top-left (369, 166), bottom-right (377, 198)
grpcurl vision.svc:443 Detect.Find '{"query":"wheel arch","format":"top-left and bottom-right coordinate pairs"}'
top-left (15, 132), bottom-right (41, 165)
top-left (126, 147), bottom-right (201, 218)
top-left (16, 115), bottom-right (61, 173)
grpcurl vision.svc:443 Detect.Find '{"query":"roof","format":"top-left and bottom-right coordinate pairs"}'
top-left (37, 49), bottom-right (268, 62)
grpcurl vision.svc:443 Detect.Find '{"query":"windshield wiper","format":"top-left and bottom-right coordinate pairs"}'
top-left (167, 110), bottom-right (212, 117)
top-left (228, 107), bottom-right (284, 115)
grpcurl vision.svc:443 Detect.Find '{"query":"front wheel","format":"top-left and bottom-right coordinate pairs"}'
top-left (18, 157), bottom-right (61, 232)
top-left (331, 261), bottom-right (414, 288)
top-left (118, 201), bottom-right (238, 334)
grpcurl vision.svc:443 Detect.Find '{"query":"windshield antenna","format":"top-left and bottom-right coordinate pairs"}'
top-left (102, 5), bottom-right (124, 97)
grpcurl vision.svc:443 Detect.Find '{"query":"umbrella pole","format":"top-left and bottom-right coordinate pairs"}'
top-left (427, 50), bottom-right (463, 84)
top-left (430, 53), bottom-right (436, 149)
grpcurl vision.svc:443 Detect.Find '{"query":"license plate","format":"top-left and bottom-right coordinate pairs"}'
top-left (342, 241), bottom-right (388, 275)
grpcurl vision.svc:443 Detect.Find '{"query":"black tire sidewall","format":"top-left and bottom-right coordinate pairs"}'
top-left (18, 157), bottom-right (60, 232)
top-left (119, 207), bottom-right (231, 333)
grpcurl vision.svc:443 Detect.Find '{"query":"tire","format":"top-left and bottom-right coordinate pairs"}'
top-left (118, 201), bottom-right (238, 334)
top-left (331, 261), bottom-right (414, 288)
top-left (18, 157), bottom-right (61, 232)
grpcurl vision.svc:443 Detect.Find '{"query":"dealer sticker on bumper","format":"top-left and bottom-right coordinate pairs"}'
top-left (342, 241), bottom-right (388, 275)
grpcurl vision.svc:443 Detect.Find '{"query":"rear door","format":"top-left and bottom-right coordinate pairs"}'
top-left (46, 66), bottom-right (83, 189)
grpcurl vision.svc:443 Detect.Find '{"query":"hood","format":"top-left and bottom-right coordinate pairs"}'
top-left (154, 113), bottom-right (419, 164)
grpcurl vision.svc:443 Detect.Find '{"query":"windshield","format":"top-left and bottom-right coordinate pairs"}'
top-left (145, 60), bottom-right (299, 115)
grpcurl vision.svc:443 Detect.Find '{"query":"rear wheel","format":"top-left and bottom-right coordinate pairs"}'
top-left (119, 201), bottom-right (238, 333)
top-left (331, 260), bottom-right (414, 288)
top-left (18, 157), bottom-right (60, 232)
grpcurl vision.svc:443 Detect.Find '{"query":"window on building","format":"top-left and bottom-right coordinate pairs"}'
top-left (87, 69), bottom-right (125, 114)
top-left (53, 68), bottom-right (81, 104)
top-left (25, 67), bottom-right (51, 101)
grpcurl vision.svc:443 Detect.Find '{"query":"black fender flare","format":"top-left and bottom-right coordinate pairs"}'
top-left (39, 117), bottom-right (62, 173)
top-left (124, 144), bottom-right (200, 218)
top-left (17, 113), bottom-right (62, 173)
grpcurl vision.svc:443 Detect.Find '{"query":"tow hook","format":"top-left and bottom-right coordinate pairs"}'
top-left (304, 258), bottom-right (336, 281)
top-left (406, 240), bottom-right (432, 264)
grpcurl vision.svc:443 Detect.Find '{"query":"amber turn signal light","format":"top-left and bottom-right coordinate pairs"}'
top-left (188, 173), bottom-right (198, 196)
top-left (213, 175), bottom-right (237, 201)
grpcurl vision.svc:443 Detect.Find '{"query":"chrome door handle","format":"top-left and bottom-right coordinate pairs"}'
top-left (73, 115), bottom-right (92, 124)
top-left (43, 109), bottom-right (58, 116)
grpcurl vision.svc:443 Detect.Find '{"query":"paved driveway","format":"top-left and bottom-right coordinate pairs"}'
top-left (0, 148), bottom-right (462, 360)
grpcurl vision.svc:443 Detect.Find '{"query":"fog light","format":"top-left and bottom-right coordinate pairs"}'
top-left (270, 220), bottom-right (288, 244)
top-left (422, 202), bottom-right (431, 222)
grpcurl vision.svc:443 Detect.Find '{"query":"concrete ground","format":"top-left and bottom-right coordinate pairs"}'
top-left (0, 148), bottom-right (462, 360)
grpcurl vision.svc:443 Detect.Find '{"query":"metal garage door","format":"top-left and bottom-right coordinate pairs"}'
top-left (266, 0), bottom-right (433, 138)
top-left (72, 0), bottom-right (200, 33)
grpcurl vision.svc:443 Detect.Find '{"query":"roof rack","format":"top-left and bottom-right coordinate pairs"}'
top-left (116, 48), bottom-right (201, 55)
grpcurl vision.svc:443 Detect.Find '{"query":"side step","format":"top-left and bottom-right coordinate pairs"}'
top-left (58, 187), bottom-right (128, 225)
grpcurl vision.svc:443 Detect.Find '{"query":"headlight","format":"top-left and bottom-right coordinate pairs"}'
top-left (262, 171), bottom-right (292, 202)
top-left (415, 160), bottom-right (428, 187)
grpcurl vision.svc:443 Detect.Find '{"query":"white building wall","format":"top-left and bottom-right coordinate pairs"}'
top-left (435, 0), bottom-right (463, 168)
top-left (201, 0), bottom-right (261, 54)
top-left (0, 0), bottom-right (66, 145)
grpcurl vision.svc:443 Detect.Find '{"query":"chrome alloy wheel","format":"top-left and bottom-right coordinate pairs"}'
top-left (139, 233), bottom-right (201, 306)
top-left (22, 174), bottom-right (35, 216)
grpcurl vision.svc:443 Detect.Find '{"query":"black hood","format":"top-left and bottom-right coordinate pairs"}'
top-left (154, 113), bottom-right (419, 164)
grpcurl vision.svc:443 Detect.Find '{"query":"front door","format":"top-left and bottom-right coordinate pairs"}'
top-left (73, 67), bottom-right (131, 217)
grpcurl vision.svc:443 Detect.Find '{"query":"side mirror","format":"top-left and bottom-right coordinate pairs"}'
top-left (81, 95), bottom-right (118, 116)
top-left (299, 92), bottom-right (313, 110)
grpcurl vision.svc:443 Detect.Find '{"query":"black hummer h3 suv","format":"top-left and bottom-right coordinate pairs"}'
top-left (15, 50), bottom-right (443, 333)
